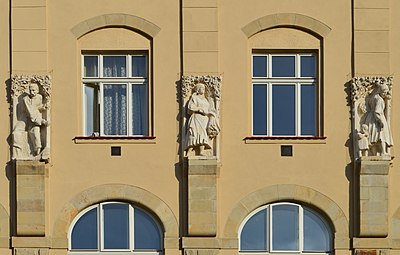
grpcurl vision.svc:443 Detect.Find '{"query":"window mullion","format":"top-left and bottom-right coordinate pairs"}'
top-left (267, 83), bottom-right (272, 136)
top-left (127, 83), bottom-right (132, 136)
top-left (296, 83), bottom-right (301, 136)
top-left (99, 83), bottom-right (104, 136)
top-left (99, 204), bottom-right (104, 251)
top-left (299, 205), bottom-right (304, 252)
top-left (130, 206), bottom-right (135, 251)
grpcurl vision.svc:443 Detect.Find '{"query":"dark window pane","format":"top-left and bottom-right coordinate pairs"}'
top-left (134, 208), bottom-right (162, 250)
top-left (71, 207), bottom-right (98, 250)
top-left (253, 56), bottom-right (268, 77)
top-left (272, 56), bottom-right (295, 77)
top-left (272, 85), bottom-right (295, 135)
top-left (85, 86), bottom-right (95, 136)
top-left (304, 208), bottom-right (331, 252)
top-left (103, 84), bottom-right (127, 135)
top-left (301, 85), bottom-right (316, 136)
top-left (132, 56), bottom-right (147, 77)
top-left (301, 56), bottom-right (316, 77)
top-left (240, 209), bottom-right (267, 251)
top-left (272, 204), bottom-right (299, 251)
top-left (132, 84), bottom-right (148, 135)
top-left (84, 56), bottom-right (98, 77)
top-left (103, 203), bottom-right (130, 249)
top-left (103, 56), bottom-right (127, 77)
top-left (253, 85), bottom-right (268, 135)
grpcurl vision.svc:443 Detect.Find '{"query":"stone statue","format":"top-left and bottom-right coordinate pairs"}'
top-left (357, 124), bottom-right (369, 157)
top-left (363, 81), bottom-right (393, 156)
top-left (351, 77), bottom-right (393, 159)
top-left (23, 83), bottom-right (49, 156)
top-left (181, 75), bottom-right (221, 158)
top-left (185, 83), bottom-right (220, 156)
top-left (11, 75), bottom-right (51, 161)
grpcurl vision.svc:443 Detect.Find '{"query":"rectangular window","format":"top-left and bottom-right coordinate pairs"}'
top-left (82, 53), bottom-right (149, 136)
top-left (252, 53), bottom-right (318, 136)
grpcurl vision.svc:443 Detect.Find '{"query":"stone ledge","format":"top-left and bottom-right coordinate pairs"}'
top-left (353, 238), bottom-right (390, 249)
top-left (12, 237), bottom-right (50, 248)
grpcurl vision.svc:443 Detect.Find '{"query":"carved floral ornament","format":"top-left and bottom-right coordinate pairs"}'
top-left (11, 74), bottom-right (52, 108)
top-left (351, 76), bottom-right (393, 159)
top-left (181, 75), bottom-right (222, 158)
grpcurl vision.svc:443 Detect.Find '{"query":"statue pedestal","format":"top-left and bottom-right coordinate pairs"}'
top-left (15, 160), bottom-right (46, 236)
top-left (185, 156), bottom-right (219, 236)
top-left (358, 157), bottom-right (390, 237)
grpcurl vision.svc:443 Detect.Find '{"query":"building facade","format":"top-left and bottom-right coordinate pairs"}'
top-left (0, 0), bottom-right (400, 255)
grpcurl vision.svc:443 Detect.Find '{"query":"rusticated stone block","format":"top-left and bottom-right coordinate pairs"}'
top-left (14, 248), bottom-right (48, 255)
top-left (186, 157), bottom-right (219, 236)
top-left (15, 161), bottom-right (46, 236)
top-left (358, 158), bottom-right (390, 237)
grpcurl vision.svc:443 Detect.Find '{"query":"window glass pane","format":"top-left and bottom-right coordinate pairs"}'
top-left (84, 56), bottom-right (98, 77)
top-left (272, 56), bottom-right (295, 77)
top-left (103, 56), bottom-right (127, 77)
top-left (272, 204), bottom-right (299, 251)
top-left (253, 84), bottom-right (268, 135)
top-left (103, 84), bottom-right (127, 135)
top-left (304, 208), bottom-right (331, 252)
top-left (272, 85), bottom-right (295, 135)
top-left (132, 56), bottom-right (147, 77)
top-left (84, 86), bottom-right (94, 136)
top-left (71, 207), bottom-right (98, 250)
top-left (253, 56), bottom-right (268, 77)
top-left (134, 208), bottom-right (162, 250)
top-left (103, 203), bottom-right (130, 249)
top-left (240, 209), bottom-right (268, 251)
top-left (301, 56), bottom-right (316, 77)
top-left (132, 84), bottom-right (148, 135)
top-left (301, 85), bottom-right (316, 136)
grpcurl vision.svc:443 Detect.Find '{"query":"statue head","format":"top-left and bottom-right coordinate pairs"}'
top-left (195, 83), bottom-right (206, 95)
top-left (29, 83), bottom-right (40, 97)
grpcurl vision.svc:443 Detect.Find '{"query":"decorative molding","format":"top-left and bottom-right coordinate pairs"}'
top-left (71, 13), bottom-right (161, 39)
top-left (241, 13), bottom-right (331, 38)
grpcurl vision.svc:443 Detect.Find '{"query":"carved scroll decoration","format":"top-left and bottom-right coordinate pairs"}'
top-left (181, 75), bottom-right (222, 158)
top-left (351, 76), bottom-right (393, 159)
top-left (11, 74), bottom-right (51, 162)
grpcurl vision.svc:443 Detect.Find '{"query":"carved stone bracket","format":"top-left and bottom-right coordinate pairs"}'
top-left (351, 76), bottom-right (393, 160)
top-left (11, 74), bottom-right (52, 162)
top-left (181, 75), bottom-right (222, 158)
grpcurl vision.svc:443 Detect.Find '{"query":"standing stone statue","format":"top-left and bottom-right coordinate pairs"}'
top-left (181, 76), bottom-right (221, 158)
top-left (185, 83), bottom-right (220, 156)
top-left (23, 83), bottom-right (49, 156)
top-left (363, 81), bottom-right (393, 156)
top-left (351, 77), bottom-right (393, 158)
top-left (11, 75), bottom-right (51, 161)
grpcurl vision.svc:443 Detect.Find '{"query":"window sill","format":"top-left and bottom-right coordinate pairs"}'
top-left (244, 136), bottom-right (327, 144)
top-left (73, 136), bottom-right (156, 144)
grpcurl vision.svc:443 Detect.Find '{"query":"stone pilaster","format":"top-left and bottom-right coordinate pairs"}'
top-left (358, 157), bottom-right (390, 237)
top-left (186, 157), bottom-right (218, 236)
top-left (353, 0), bottom-right (390, 76)
top-left (12, 0), bottom-right (48, 74)
top-left (15, 161), bottom-right (46, 236)
top-left (182, 0), bottom-right (218, 75)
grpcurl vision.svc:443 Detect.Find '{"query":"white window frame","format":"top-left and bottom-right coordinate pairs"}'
top-left (251, 53), bottom-right (318, 137)
top-left (238, 202), bottom-right (332, 255)
top-left (68, 202), bottom-right (163, 255)
top-left (82, 53), bottom-right (150, 137)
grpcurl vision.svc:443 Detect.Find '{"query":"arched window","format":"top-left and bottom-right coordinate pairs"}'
top-left (239, 202), bottom-right (332, 254)
top-left (69, 202), bottom-right (163, 254)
